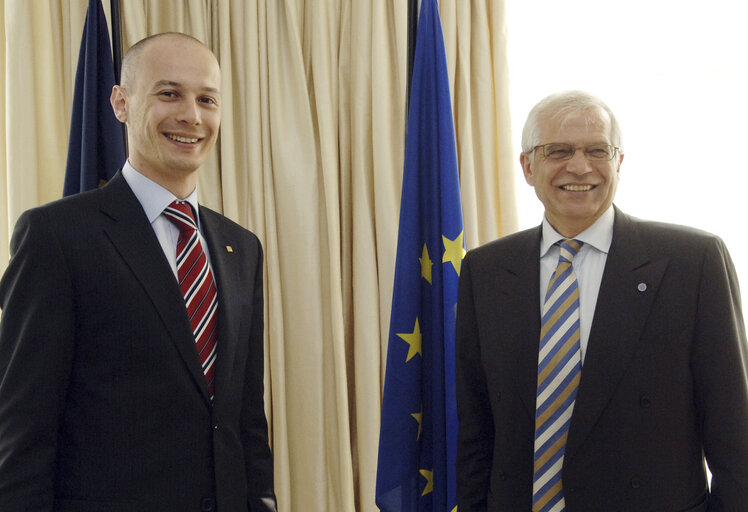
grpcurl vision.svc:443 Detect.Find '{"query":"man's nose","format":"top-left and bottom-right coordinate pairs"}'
top-left (566, 148), bottom-right (592, 174)
top-left (177, 98), bottom-right (201, 124)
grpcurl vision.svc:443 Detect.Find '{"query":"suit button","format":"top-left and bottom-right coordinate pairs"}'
top-left (496, 471), bottom-right (506, 481)
top-left (639, 395), bottom-right (651, 408)
top-left (630, 477), bottom-right (641, 489)
top-left (201, 497), bottom-right (215, 511)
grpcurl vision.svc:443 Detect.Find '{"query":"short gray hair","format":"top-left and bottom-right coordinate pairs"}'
top-left (520, 90), bottom-right (623, 156)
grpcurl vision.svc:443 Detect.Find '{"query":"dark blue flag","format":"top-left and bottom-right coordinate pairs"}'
top-left (63, 0), bottom-right (126, 196)
top-left (375, 0), bottom-right (464, 510)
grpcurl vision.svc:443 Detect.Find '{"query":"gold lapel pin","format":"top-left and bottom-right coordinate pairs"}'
top-left (226, 245), bottom-right (233, 253)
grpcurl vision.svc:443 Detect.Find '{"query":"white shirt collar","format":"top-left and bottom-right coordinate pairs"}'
top-left (121, 161), bottom-right (201, 226)
top-left (540, 205), bottom-right (615, 257)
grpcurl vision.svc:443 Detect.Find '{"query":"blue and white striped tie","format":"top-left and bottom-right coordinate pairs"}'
top-left (533, 239), bottom-right (583, 512)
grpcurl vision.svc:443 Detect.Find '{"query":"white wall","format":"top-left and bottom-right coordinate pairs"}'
top-left (507, 0), bottom-right (748, 306)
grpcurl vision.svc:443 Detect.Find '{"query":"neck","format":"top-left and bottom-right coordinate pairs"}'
top-left (546, 217), bottom-right (593, 239)
top-left (128, 160), bottom-right (197, 199)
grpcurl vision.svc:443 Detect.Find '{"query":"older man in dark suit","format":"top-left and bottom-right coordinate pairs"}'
top-left (0, 33), bottom-right (276, 511)
top-left (456, 90), bottom-right (748, 511)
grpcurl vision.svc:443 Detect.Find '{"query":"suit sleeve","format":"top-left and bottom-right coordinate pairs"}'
top-left (455, 254), bottom-right (493, 511)
top-left (691, 237), bottom-right (748, 510)
top-left (0, 209), bottom-right (75, 511)
top-left (241, 241), bottom-right (277, 512)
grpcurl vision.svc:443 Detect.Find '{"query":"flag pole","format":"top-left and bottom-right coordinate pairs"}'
top-left (109, 0), bottom-right (127, 153)
top-left (406, 0), bottom-right (418, 121)
top-left (110, 0), bottom-right (123, 85)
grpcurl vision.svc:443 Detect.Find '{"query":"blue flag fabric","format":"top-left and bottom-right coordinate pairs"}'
top-left (63, 0), bottom-right (126, 197)
top-left (375, 0), bottom-right (464, 510)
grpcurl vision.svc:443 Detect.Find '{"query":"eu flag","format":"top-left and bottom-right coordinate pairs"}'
top-left (375, 0), bottom-right (464, 510)
top-left (63, 0), bottom-right (126, 196)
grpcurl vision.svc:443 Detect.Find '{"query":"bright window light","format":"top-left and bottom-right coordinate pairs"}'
top-left (507, 0), bottom-right (748, 308)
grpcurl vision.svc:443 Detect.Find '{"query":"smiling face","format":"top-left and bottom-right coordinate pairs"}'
top-left (520, 107), bottom-right (623, 237)
top-left (110, 34), bottom-right (221, 198)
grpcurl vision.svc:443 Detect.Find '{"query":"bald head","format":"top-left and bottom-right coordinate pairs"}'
top-left (120, 33), bottom-right (217, 90)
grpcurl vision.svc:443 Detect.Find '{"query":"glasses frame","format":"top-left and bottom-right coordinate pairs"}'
top-left (532, 142), bottom-right (620, 161)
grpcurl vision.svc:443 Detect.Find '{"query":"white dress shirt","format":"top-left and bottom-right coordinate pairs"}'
top-left (121, 161), bottom-right (212, 279)
top-left (539, 206), bottom-right (615, 362)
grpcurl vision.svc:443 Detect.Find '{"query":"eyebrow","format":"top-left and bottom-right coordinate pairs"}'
top-left (152, 80), bottom-right (220, 95)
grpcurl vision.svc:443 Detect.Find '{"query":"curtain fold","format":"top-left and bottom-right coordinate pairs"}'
top-left (0, 1), bottom-right (514, 509)
top-left (1, 0), bottom-right (88, 270)
top-left (443, 0), bottom-right (516, 248)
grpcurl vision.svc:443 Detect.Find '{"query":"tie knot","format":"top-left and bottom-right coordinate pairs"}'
top-left (559, 238), bottom-right (583, 262)
top-left (163, 200), bottom-right (198, 233)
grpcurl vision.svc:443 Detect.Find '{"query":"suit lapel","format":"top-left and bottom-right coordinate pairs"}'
top-left (98, 174), bottom-right (212, 403)
top-left (199, 209), bottom-right (244, 403)
top-left (501, 228), bottom-right (543, 417)
top-left (565, 208), bottom-right (669, 462)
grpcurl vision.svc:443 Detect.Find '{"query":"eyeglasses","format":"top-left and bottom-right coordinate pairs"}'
top-left (532, 143), bottom-right (620, 161)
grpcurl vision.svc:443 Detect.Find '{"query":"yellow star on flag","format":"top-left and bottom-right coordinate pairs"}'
top-left (420, 244), bottom-right (433, 284)
top-left (397, 319), bottom-right (422, 362)
top-left (420, 469), bottom-right (434, 496)
top-left (442, 231), bottom-right (466, 276)
top-left (411, 410), bottom-right (423, 440)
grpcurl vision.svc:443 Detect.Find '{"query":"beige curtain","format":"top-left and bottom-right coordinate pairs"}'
top-left (0, 1), bottom-right (514, 510)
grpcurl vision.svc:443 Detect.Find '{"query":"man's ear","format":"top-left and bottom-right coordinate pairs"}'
top-left (520, 152), bottom-right (535, 186)
top-left (110, 85), bottom-right (128, 123)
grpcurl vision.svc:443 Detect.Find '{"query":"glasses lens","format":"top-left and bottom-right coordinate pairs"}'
top-left (585, 144), bottom-right (614, 160)
top-left (543, 143), bottom-right (574, 160)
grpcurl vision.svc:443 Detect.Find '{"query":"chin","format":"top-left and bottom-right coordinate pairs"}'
top-left (168, 158), bottom-right (205, 173)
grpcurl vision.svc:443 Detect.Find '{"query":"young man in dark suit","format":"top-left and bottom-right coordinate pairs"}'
top-left (456, 90), bottom-right (748, 511)
top-left (0, 32), bottom-right (276, 511)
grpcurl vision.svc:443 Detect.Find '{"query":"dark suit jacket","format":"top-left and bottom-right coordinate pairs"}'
top-left (455, 206), bottom-right (748, 512)
top-left (0, 173), bottom-right (276, 511)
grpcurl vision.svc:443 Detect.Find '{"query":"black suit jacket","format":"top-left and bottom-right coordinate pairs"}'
top-left (455, 207), bottom-right (748, 512)
top-left (0, 173), bottom-right (276, 511)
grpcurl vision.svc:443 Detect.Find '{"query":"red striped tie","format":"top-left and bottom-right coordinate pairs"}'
top-left (163, 201), bottom-right (218, 399)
